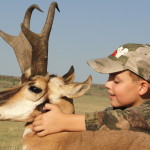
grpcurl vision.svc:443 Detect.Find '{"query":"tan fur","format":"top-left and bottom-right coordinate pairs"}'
top-left (55, 98), bottom-right (74, 114)
top-left (23, 130), bottom-right (150, 150)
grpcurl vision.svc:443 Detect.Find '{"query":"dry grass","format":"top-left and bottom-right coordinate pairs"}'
top-left (74, 95), bottom-right (110, 113)
top-left (0, 121), bottom-right (24, 150)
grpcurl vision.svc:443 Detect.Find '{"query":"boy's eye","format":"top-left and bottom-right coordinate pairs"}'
top-left (114, 80), bottom-right (119, 84)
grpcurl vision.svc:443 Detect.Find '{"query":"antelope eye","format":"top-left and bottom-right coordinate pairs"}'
top-left (29, 86), bottom-right (42, 93)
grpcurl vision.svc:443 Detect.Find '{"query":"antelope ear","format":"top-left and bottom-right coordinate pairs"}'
top-left (62, 66), bottom-right (75, 84)
top-left (62, 75), bottom-right (92, 98)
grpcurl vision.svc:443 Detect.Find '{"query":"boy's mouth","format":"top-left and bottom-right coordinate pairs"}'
top-left (108, 92), bottom-right (115, 100)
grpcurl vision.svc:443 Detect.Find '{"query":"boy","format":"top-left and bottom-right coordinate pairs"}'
top-left (32, 43), bottom-right (150, 136)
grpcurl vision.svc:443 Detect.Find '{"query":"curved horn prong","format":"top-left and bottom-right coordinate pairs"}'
top-left (41, 2), bottom-right (60, 38)
top-left (23, 4), bottom-right (43, 28)
top-left (0, 5), bottom-right (42, 74)
top-left (21, 2), bottom-right (60, 76)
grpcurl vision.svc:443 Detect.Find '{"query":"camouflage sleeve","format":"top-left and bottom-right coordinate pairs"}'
top-left (85, 100), bottom-right (150, 133)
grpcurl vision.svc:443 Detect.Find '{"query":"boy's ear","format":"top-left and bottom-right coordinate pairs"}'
top-left (139, 80), bottom-right (149, 95)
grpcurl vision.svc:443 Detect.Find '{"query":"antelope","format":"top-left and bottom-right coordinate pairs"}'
top-left (0, 2), bottom-right (150, 150)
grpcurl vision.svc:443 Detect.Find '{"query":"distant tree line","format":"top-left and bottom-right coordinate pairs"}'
top-left (0, 75), bottom-right (20, 82)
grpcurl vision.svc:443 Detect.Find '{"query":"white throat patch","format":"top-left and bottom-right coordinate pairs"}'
top-left (0, 98), bottom-right (45, 121)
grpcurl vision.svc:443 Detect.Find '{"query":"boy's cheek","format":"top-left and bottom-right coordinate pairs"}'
top-left (110, 97), bottom-right (126, 107)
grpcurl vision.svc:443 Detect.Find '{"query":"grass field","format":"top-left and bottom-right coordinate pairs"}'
top-left (0, 76), bottom-right (110, 150)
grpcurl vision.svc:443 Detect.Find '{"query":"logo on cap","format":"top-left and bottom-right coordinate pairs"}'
top-left (111, 46), bottom-right (129, 58)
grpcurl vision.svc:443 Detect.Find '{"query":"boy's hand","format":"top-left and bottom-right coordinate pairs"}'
top-left (32, 104), bottom-right (67, 136)
top-left (32, 103), bottom-right (86, 137)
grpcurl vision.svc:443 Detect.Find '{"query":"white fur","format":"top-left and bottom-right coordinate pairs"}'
top-left (23, 145), bottom-right (27, 150)
top-left (23, 127), bottom-right (33, 137)
top-left (0, 98), bottom-right (44, 121)
top-left (48, 77), bottom-right (64, 103)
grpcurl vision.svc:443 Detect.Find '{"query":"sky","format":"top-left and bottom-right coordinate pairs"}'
top-left (1, 0), bottom-right (150, 84)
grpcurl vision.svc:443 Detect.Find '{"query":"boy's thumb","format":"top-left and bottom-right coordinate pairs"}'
top-left (43, 104), bottom-right (53, 110)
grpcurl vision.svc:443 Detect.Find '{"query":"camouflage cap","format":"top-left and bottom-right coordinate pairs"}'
top-left (87, 43), bottom-right (150, 82)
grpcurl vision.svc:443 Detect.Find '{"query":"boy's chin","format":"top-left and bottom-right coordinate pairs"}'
top-left (110, 101), bottom-right (124, 108)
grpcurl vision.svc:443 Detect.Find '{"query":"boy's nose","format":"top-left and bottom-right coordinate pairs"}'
top-left (105, 80), bottom-right (112, 89)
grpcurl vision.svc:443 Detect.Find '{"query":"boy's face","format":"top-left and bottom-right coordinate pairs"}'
top-left (105, 70), bottom-right (143, 108)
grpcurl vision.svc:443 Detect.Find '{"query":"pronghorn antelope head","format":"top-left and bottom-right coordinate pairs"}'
top-left (0, 2), bottom-right (92, 122)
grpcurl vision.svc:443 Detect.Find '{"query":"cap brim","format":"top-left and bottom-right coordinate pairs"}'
top-left (87, 57), bottom-right (125, 74)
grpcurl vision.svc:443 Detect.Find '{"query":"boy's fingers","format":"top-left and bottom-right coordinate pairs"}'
top-left (32, 120), bottom-right (42, 127)
top-left (43, 103), bottom-right (57, 111)
top-left (36, 130), bottom-right (49, 137)
top-left (34, 115), bottom-right (42, 121)
top-left (32, 125), bottom-right (44, 132)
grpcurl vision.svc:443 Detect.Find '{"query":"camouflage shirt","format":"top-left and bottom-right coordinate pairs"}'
top-left (85, 100), bottom-right (150, 134)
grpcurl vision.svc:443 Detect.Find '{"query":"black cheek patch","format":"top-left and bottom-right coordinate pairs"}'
top-left (35, 99), bottom-right (50, 113)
